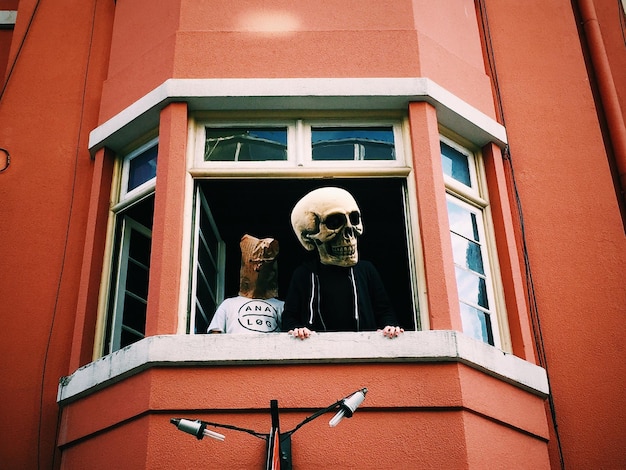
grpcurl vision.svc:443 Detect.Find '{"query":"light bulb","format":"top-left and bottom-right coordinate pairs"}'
top-left (171, 418), bottom-right (225, 441)
top-left (202, 427), bottom-right (226, 441)
top-left (328, 409), bottom-right (347, 427)
top-left (328, 388), bottom-right (367, 427)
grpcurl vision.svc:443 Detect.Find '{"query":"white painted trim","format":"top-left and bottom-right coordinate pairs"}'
top-left (58, 330), bottom-right (547, 404)
top-left (0, 11), bottom-right (16, 26)
top-left (88, 78), bottom-right (507, 153)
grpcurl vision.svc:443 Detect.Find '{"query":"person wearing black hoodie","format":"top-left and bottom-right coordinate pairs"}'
top-left (282, 187), bottom-right (404, 340)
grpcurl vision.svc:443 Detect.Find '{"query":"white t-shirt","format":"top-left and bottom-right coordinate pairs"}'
top-left (207, 296), bottom-right (284, 334)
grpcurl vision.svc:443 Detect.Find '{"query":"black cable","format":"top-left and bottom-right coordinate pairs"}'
top-left (183, 401), bottom-right (343, 444)
top-left (0, 0), bottom-right (42, 102)
top-left (0, 0), bottom-right (42, 173)
top-left (476, 1), bottom-right (565, 468)
top-left (0, 147), bottom-right (9, 172)
top-left (201, 421), bottom-right (269, 441)
top-left (617, 0), bottom-right (626, 47)
top-left (198, 397), bottom-right (346, 441)
top-left (184, 389), bottom-right (361, 443)
top-left (37, 2), bottom-right (99, 468)
top-left (502, 147), bottom-right (565, 468)
top-left (281, 400), bottom-right (343, 438)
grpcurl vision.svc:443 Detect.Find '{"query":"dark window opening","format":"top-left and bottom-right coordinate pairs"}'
top-left (195, 178), bottom-right (416, 330)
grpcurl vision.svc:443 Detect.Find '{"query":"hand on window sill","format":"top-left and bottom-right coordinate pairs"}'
top-left (379, 326), bottom-right (404, 339)
top-left (288, 327), bottom-right (314, 340)
top-left (288, 326), bottom-right (404, 340)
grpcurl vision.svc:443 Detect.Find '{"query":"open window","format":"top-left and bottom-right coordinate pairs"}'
top-left (102, 139), bottom-right (157, 355)
top-left (188, 177), bottom-right (417, 332)
top-left (188, 118), bottom-right (418, 332)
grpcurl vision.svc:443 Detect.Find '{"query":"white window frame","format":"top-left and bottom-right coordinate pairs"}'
top-left (188, 187), bottom-right (226, 335)
top-left (95, 139), bottom-right (158, 356)
top-left (303, 119), bottom-right (406, 168)
top-left (440, 134), bottom-right (509, 349)
top-left (193, 119), bottom-right (407, 170)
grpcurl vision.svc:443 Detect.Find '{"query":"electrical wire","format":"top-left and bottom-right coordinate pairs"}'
top-left (199, 421), bottom-right (269, 441)
top-left (617, 0), bottom-right (626, 47)
top-left (0, 147), bottom-right (9, 172)
top-left (0, 0), bottom-right (41, 103)
top-left (0, 0), bottom-right (43, 173)
top-left (36, 1), bottom-right (99, 469)
top-left (476, 1), bottom-right (565, 468)
top-left (180, 394), bottom-right (350, 442)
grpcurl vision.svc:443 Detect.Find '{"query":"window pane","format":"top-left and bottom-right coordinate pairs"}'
top-left (128, 145), bottom-right (158, 192)
top-left (205, 128), bottom-right (287, 161)
top-left (120, 225), bottom-right (151, 348)
top-left (460, 303), bottom-right (493, 345)
top-left (450, 233), bottom-right (484, 274)
top-left (126, 260), bottom-right (150, 298)
top-left (441, 142), bottom-right (471, 187)
top-left (122, 295), bottom-right (147, 334)
top-left (447, 201), bottom-right (480, 242)
top-left (107, 210), bottom-right (152, 354)
top-left (455, 267), bottom-right (489, 310)
top-left (193, 193), bottom-right (223, 334)
top-left (128, 229), bottom-right (151, 265)
top-left (312, 127), bottom-right (395, 161)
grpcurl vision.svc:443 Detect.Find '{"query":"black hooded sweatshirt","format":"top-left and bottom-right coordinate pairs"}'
top-left (281, 259), bottom-right (399, 332)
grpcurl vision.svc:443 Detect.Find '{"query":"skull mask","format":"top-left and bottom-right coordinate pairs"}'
top-left (291, 187), bottom-right (363, 267)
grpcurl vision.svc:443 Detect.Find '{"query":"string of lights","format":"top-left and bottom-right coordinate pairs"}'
top-left (171, 388), bottom-right (367, 470)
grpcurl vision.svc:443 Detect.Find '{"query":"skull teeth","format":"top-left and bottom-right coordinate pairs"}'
top-left (331, 245), bottom-right (356, 255)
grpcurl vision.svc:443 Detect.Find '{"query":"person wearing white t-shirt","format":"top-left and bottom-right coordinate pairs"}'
top-left (207, 296), bottom-right (283, 334)
top-left (208, 234), bottom-right (283, 334)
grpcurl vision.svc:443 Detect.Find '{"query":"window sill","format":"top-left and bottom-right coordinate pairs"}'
top-left (57, 330), bottom-right (547, 405)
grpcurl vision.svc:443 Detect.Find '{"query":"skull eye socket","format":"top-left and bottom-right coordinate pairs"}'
top-left (324, 213), bottom-right (346, 230)
top-left (323, 211), bottom-right (361, 230)
top-left (349, 211), bottom-right (360, 226)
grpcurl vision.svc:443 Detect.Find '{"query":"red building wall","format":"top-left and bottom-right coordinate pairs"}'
top-left (482, 1), bottom-right (626, 467)
top-left (0, 0), bottom-right (624, 468)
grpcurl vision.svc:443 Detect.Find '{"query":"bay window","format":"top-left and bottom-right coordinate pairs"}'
top-left (99, 118), bottom-right (512, 355)
top-left (95, 102), bottom-right (515, 358)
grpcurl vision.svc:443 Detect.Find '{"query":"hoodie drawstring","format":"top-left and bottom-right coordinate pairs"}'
top-left (349, 267), bottom-right (359, 331)
top-left (309, 268), bottom-right (356, 331)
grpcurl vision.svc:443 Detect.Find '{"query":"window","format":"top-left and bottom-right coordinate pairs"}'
top-left (103, 139), bottom-right (157, 354)
top-left (188, 118), bottom-right (418, 332)
top-left (97, 118), bottom-right (507, 354)
top-left (195, 120), bottom-right (406, 168)
top-left (311, 126), bottom-right (395, 161)
top-left (188, 188), bottom-right (225, 334)
top-left (204, 127), bottom-right (288, 162)
top-left (440, 136), bottom-right (502, 347)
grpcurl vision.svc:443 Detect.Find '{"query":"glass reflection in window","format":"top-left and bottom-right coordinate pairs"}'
top-left (312, 127), bottom-right (395, 161)
top-left (128, 145), bottom-right (158, 192)
top-left (441, 141), bottom-right (471, 187)
top-left (205, 128), bottom-right (287, 162)
top-left (447, 199), bottom-right (494, 345)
